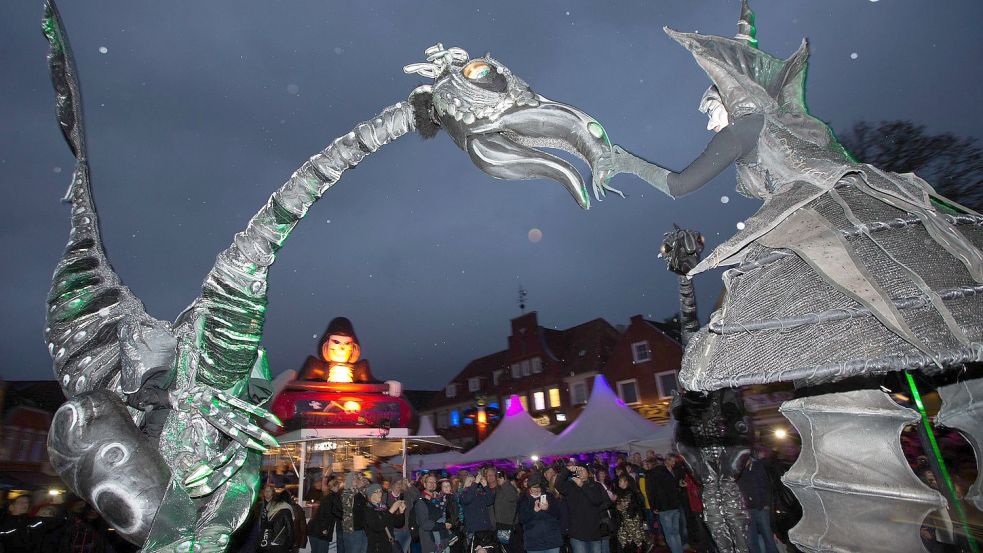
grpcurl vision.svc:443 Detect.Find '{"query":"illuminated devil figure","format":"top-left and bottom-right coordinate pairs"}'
top-left (40, 2), bottom-right (631, 551)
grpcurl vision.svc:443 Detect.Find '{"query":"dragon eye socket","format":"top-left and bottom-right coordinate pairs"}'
top-left (462, 60), bottom-right (492, 80)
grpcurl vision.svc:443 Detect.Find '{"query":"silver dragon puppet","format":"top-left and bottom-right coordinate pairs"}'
top-left (41, 2), bottom-right (627, 551)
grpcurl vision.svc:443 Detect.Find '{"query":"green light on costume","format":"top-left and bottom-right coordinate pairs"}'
top-left (904, 371), bottom-right (978, 553)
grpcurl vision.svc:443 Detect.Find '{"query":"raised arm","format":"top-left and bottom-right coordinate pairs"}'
top-left (600, 114), bottom-right (763, 199)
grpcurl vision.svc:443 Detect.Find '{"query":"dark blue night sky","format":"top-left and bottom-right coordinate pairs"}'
top-left (2, 1), bottom-right (981, 386)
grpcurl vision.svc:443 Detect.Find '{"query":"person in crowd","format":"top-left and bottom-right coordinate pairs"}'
top-left (0, 494), bottom-right (58, 553)
top-left (57, 500), bottom-right (112, 553)
top-left (310, 477), bottom-right (345, 553)
top-left (402, 477), bottom-right (422, 552)
top-left (682, 471), bottom-right (713, 553)
top-left (738, 448), bottom-right (780, 553)
top-left (441, 478), bottom-right (465, 553)
top-left (669, 455), bottom-right (690, 549)
top-left (460, 469), bottom-right (498, 553)
top-left (613, 475), bottom-right (648, 553)
top-left (493, 471), bottom-right (519, 552)
top-left (517, 475), bottom-right (564, 553)
top-left (648, 456), bottom-right (684, 553)
top-left (556, 463), bottom-right (610, 553)
top-left (628, 453), bottom-right (643, 471)
top-left (363, 484), bottom-right (406, 553)
top-left (385, 479), bottom-right (411, 553)
top-left (543, 466), bottom-right (560, 497)
top-left (343, 472), bottom-right (370, 553)
top-left (637, 460), bottom-right (654, 539)
top-left (415, 473), bottom-right (447, 553)
top-left (259, 486), bottom-right (297, 553)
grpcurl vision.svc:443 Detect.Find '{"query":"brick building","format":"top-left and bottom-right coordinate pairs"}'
top-left (419, 312), bottom-right (683, 448)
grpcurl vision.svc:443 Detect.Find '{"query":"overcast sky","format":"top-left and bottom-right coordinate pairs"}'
top-left (2, 0), bottom-right (981, 388)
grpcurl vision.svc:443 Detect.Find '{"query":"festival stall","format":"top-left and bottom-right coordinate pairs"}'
top-left (540, 375), bottom-right (675, 457)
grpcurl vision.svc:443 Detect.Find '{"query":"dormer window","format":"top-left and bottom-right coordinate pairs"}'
top-left (468, 377), bottom-right (481, 392)
top-left (446, 384), bottom-right (457, 398)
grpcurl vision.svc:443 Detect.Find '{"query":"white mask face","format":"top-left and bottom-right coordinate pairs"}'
top-left (706, 100), bottom-right (730, 133)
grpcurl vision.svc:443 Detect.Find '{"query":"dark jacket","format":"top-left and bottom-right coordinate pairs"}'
top-left (555, 467), bottom-right (611, 541)
top-left (309, 490), bottom-right (344, 542)
top-left (738, 458), bottom-right (774, 510)
top-left (0, 513), bottom-right (55, 553)
top-left (415, 493), bottom-right (447, 553)
top-left (459, 484), bottom-right (496, 533)
top-left (353, 492), bottom-right (368, 531)
top-left (517, 494), bottom-right (563, 551)
top-left (363, 502), bottom-right (403, 553)
top-left (260, 500), bottom-right (296, 553)
top-left (493, 483), bottom-right (519, 528)
top-left (647, 466), bottom-right (682, 511)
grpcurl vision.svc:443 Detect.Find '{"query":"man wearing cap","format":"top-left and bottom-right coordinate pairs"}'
top-left (555, 463), bottom-right (610, 553)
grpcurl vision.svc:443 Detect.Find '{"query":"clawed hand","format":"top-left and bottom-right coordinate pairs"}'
top-left (592, 145), bottom-right (629, 201)
top-left (170, 384), bottom-right (283, 496)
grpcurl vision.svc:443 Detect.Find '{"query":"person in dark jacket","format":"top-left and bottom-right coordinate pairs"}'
top-left (0, 494), bottom-right (61, 553)
top-left (415, 474), bottom-right (446, 553)
top-left (459, 470), bottom-right (498, 553)
top-left (556, 464), bottom-right (611, 553)
top-left (310, 478), bottom-right (345, 553)
top-left (440, 479), bottom-right (465, 553)
top-left (363, 484), bottom-right (406, 553)
top-left (57, 502), bottom-right (111, 553)
top-left (517, 475), bottom-right (564, 553)
top-left (343, 472), bottom-right (370, 553)
top-left (738, 450), bottom-right (780, 553)
top-left (260, 487), bottom-right (297, 553)
top-left (647, 457), bottom-right (684, 553)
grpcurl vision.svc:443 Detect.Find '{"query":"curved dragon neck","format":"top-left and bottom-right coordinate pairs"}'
top-left (192, 102), bottom-right (417, 389)
top-left (678, 274), bottom-right (699, 346)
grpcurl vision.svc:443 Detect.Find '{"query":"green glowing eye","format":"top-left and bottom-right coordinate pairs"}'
top-left (587, 121), bottom-right (610, 145)
top-left (463, 61), bottom-right (492, 80)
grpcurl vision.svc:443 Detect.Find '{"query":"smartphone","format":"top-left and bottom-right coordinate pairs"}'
top-left (398, 493), bottom-right (405, 501)
top-left (539, 495), bottom-right (547, 507)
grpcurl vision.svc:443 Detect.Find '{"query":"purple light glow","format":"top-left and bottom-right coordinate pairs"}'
top-left (505, 394), bottom-right (525, 417)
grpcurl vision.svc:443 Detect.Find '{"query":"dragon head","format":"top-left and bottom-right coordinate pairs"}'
top-left (660, 224), bottom-right (705, 275)
top-left (405, 44), bottom-right (618, 210)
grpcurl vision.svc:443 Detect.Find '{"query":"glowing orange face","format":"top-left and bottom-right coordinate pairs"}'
top-left (322, 334), bottom-right (358, 363)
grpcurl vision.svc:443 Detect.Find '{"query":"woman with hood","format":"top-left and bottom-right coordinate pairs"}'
top-left (363, 484), bottom-right (407, 553)
top-left (259, 486), bottom-right (296, 553)
top-left (597, 0), bottom-right (983, 393)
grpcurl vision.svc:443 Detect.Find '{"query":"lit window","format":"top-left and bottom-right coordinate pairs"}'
top-left (511, 363), bottom-right (521, 378)
top-left (468, 377), bottom-right (481, 392)
top-left (446, 384), bottom-right (457, 398)
top-left (521, 360), bottom-right (531, 376)
top-left (450, 410), bottom-right (461, 426)
top-left (531, 357), bottom-right (542, 373)
top-left (617, 379), bottom-right (640, 405)
top-left (533, 391), bottom-right (546, 411)
top-left (492, 369), bottom-right (504, 386)
top-left (571, 381), bottom-right (588, 405)
top-left (548, 388), bottom-right (561, 408)
top-left (656, 371), bottom-right (679, 398)
top-left (632, 341), bottom-right (651, 364)
top-left (519, 395), bottom-right (529, 411)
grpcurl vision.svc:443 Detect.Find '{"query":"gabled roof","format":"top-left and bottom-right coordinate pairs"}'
top-left (423, 350), bottom-right (509, 410)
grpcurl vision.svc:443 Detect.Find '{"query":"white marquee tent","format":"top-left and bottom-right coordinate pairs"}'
top-left (540, 375), bottom-right (675, 457)
top-left (452, 394), bottom-right (556, 465)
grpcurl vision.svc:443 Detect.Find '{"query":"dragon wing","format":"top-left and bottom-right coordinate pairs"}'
top-left (43, 0), bottom-right (166, 399)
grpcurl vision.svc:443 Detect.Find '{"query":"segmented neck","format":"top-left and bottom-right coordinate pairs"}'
top-left (194, 102), bottom-right (417, 389)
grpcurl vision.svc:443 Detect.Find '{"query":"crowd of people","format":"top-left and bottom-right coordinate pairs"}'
top-left (248, 448), bottom-right (793, 553)
top-left (0, 494), bottom-right (137, 553)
